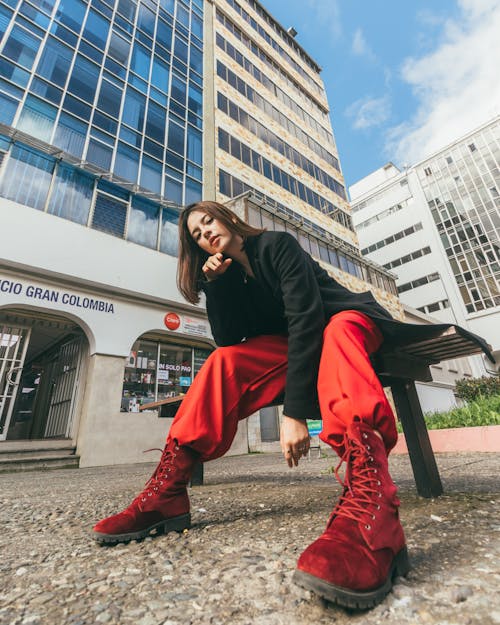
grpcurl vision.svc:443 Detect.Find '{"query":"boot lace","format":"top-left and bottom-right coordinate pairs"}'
top-left (329, 431), bottom-right (381, 530)
top-left (137, 444), bottom-right (180, 505)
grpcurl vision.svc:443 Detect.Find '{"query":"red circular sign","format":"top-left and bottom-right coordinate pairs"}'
top-left (164, 312), bottom-right (181, 331)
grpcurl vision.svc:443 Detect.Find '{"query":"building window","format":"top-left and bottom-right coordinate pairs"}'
top-left (47, 162), bottom-right (94, 225)
top-left (424, 167), bottom-right (432, 176)
top-left (122, 340), bottom-right (212, 412)
top-left (259, 406), bottom-right (280, 442)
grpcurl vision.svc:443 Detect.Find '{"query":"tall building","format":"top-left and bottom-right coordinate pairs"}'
top-left (350, 116), bottom-right (500, 385)
top-left (0, 0), bottom-right (397, 467)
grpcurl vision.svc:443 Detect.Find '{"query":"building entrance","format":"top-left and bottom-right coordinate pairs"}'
top-left (0, 312), bottom-right (86, 441)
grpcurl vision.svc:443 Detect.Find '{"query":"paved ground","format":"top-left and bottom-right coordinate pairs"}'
top-left (0, 450), bottom-right (499, 625)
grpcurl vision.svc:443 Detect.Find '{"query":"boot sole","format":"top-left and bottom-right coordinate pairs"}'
top-left (292, 546), bottom-right (410, 610)
top-left (93, 513), bottom-right (191, 545)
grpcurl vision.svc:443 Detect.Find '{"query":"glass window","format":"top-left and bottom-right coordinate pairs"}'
top-left (114, 142), bottom-right (139, 183)
top-left (0, 143), bottom-right (55, 210)
top-left (53, 112), bottom-right (87, 158)
top-left (0, 92), bottom-right (18, 125)
top-left (172, 74), bottom-right (186, 105)
top-left (36, 36), bottom-right (73, 87)
top-left (167, 120), bottom-right (184, 154)
top-left (67, 55), bottom-right (100, 103)
top-left (97, 79), bottom-right (123, 118)
top-left (122, 340), bottom-right (157, 409)
top-left (156, 18), bottom-right (172, 52)
top-left (160, 206), bottom-right (179, 255)
top-left (131, 42), bottom-right (151, 78)
top-left (107, 31), bottom-right (130, 66)
top-left (145, 100), bottom-right (166, 142)
top-left (140, 154), bottom-right (162, 194)
top-left (117, 0), bottom-right (136, 22)
top-left (47, 162), bottom-right (94, 225)
top-left (186, 126), bottom-right (201, 164)
top-left (86, 138), bottom-right (112, 170)
top-left (185, 177), bottom-right (201, 205)
top-left (128, 195), bottom-right (160, 248)
top-left (2, 25), bottom-right (40, 70)
top-left (191, 13), bottom-right (202, 39)
top-left (0, 5), bottom-right (13, 42)
top-left (92, 191), bottom-right (127, 237)
top-left (189, 46), bottom-right (202, 75)
top-left (122, 86), bottom-right (146, 132)
top-left (30, 77), bottom-right (63, 105)
top-left (16, 95), bottom-right (56, 142)
top-left (138, 3), bottom-right (155, 38)
top-left (83, 9), bottom-right (110, 49)
top-left (151, 55), bottom-right (170, 92)
top-left (62, 93), bottom-right (91, 120)
top-left (173, 34), bottom-right (188, 65)
top-left (55, 0), bottom-right (86, 34)
top-left (0, 56), bottom-right (30, 87)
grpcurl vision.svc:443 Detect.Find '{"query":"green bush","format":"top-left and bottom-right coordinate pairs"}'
top-left (455, 375), bottom-right (500, 402)
top-left (396, 394), bottom-right (500, 432)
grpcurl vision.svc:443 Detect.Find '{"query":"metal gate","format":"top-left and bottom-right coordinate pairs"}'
top-left (44, 337), bottom-right (83, 438)
top-left (0, 325), bottom-right (31, 441)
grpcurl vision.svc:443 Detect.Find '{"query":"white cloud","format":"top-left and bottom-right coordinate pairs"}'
top-left (386, 0), bottom-right (500, 166)
top-left (303, 0), bottom-right (342, 40)
top-left (352, 28), bottom-right (376, 62)
top-left (346, 95), bottom-right (391, 130)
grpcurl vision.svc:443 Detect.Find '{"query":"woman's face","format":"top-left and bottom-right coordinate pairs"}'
top-left (187, 210), bottom-right (239, 256)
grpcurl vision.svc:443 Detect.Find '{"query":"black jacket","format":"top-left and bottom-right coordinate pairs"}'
top-left (201, 231), bottom-right (491, 420)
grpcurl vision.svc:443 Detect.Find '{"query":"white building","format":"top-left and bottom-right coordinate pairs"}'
top-left (350, 117), bottom-right (500, 391)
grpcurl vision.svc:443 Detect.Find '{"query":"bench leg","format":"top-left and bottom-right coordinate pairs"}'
top-left (189, 460), bottom-right (204, 486)
top-left (390, 380), bottom-right (443, 498)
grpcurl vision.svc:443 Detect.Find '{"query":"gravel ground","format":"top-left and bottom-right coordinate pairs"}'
top-left (0, 450), bottom-right (499, 625)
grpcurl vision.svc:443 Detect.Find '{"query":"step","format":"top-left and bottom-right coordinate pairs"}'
top-left (0, 452), bottom-right (80, 473)
top-left (0, 447), bottom-right (77, 461)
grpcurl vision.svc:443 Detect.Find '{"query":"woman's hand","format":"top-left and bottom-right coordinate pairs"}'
top-left (202, 253), bottom-right (232, 281)
top-left (280, 415), bottom-right (310, 467)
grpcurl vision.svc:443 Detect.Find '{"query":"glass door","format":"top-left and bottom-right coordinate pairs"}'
top-left (0, 325), bottom-right (31, 441)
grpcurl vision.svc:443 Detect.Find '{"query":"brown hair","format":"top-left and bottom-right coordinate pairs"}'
top-left (177, 201), bottom-right (265, 304)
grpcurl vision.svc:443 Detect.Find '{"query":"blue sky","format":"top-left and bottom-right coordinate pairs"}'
top-left (261, 0), bottom-right (500, 191)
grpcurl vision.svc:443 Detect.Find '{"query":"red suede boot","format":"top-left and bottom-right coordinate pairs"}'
top-left (293, 420), bottom-right (410, 609)
top-left (92, 439), bottom-right (198, 544)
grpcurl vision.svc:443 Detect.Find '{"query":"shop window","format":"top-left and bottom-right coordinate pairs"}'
top-left (122, 340), bottom-right (212, 411)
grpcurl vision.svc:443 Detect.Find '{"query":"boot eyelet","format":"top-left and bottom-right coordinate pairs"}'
top-left (175, 445), bottom-right (179, 451)
top-left (372, 468), bottom-right (377, 473)
top-left (366, 444), bottom-right (371, 450)
top-left (365, 524), bottom-right (371, 530)
top-left (369, 456), bottom-right (374, 462)
top-left (362, 433), bottom-right (368, 439)
top-left (141, 497), bottom-right (146, 502)
top-left (148, 492), bottom-right (152, 496)
top-left (371, 514), bottom-right (376, 520)
top-left (376, 504), bottom-right (381, 510)
top-left (376, 480), bottom-right (381, 486)
top-left (377, 492), bottom-right (382, 498)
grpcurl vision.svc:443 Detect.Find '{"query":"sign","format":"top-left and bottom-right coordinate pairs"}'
top-left (179, 376), bottom-right (192, 386)
top-left (307, 419), bottom-right (322, 436)
top-left (0, 278), bottom-right (115, 313)
top-left (164, 312), bottom-right (181, 331)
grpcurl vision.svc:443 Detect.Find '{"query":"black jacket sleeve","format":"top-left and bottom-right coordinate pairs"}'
top-left (200, 268), bottom-right (248, 346)
top-left (269, 233), bottom-right (325, 420)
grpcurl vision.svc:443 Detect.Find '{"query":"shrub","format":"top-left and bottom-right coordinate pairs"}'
top-left (455, 375), bottom-right (500, 402)
top-left (396, 394), bottom-right (500, 432)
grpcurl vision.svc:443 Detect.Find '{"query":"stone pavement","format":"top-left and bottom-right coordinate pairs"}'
top-left (0, 450), bottom-right (499, 625)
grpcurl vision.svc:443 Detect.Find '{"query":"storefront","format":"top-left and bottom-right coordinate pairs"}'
top-left (0, 269), bottom-right (221, 466)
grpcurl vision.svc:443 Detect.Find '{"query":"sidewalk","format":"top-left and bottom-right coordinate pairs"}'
top-left (1, 451), bottom-right (499, 625)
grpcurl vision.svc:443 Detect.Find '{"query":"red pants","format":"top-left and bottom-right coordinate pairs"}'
top-left (169, 311), bottom-right (397, 461)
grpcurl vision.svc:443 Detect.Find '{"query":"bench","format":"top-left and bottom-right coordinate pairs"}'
top-left (140, 327), bottom-right (490, 498)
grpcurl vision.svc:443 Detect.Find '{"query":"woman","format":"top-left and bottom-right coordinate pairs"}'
top-left (92, 201), bottom-right (487, 608)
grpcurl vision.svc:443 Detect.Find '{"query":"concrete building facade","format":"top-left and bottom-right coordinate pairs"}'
top-left (350, 117), bottom-right (500, 408)
top-left (0, 0), bottom-right (398, 467)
